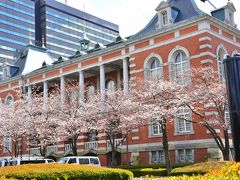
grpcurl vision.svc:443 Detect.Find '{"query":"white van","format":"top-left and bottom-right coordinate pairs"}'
top-left (57, 156), bottom-right (101, 166)
top-left (2, 158), bottom-right (55, 166)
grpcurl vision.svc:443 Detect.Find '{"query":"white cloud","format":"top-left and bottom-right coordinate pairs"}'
top-left (57, 0), bottom-right (240, 38)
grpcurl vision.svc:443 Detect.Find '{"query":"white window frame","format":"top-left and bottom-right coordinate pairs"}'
top-left (150, 150), bottom-right (165, 164)
top-left (168, 46), bottom-right (190, 86)
top-left (4, 94), bottom-right (14, 110)
top-left (176, 149), bottom-right (194, 163)
top-left (87, 84), bottom-right (95, 98)
top-left (161, 11), bottom-right (168, 25)
top-left (150, 119), bottom-right (162, 136)
top-left (216, 44), bottom-right (227, 83)
top-left (3, 136), bottom-right (12, 153)
top-left (106, 79), bottom-right (115, 93)
top-left (175, 108), bottom-right (193, 134)
top-left (144, 53), bottom-right (163, 80)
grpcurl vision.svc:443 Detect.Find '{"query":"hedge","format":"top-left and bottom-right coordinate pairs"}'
top-left (0, 164), bottom-right (133, 180)
top-left (116, 163), bottom-right (193, 170)
top-left (128, 168), bottom-right (167, 177)
top-left (169, 161), bottom-right (231, 176)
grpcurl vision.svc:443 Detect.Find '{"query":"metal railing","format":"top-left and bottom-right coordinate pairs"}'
top-left (85, 141), bottom-right (98, 150)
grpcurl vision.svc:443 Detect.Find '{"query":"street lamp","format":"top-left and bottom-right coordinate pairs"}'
top-left (223, 54), bottom-right (240, 162)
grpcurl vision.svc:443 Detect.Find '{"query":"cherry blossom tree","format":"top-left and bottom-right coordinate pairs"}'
top-left (180, 67), bottom-right (230, 160)
top-left (93, 89), bottom-right (143, 167)
top-left (0, 91), bottom-right (29, 158)
top-left (54, 83), bottom-right (97, 156)
top-left (138, 79), bottom-right (181, 174)
top-left (27, 91), bottom-right (59, 157)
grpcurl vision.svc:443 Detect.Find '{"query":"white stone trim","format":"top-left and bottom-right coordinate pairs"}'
top-left (129, 57), bottom-right (135, 62)
top-left (132, 136), bottom-right (140, 140)
top-left (129, 64), bottom-right (136, 68)
top-left (198, 21), bottom-right (210, 30)
top-left (150, 38), bottom-right (154, 45)
top-left (207, 129), bottom-right (220, 134)
top-left (129, 45), bottom-right (135, 52)
top-left (199, 44), bottom-right (212, 49)
top-left (201, 59), bottom-right (213, 64)
top-left (130, 69), bottom-right (144, 75)
top-left (190, 52), bottom-right (216, 60)
top-left (199, 36), bottom-right (212, 42)
top-left (205, 111), bottom-right (218, 116)
top-left (132, 128), bottom-right (139, 132)
top-left (121, 49), bottom-right (125, 55)
top-left (174, 30), bottom-right (180, 37)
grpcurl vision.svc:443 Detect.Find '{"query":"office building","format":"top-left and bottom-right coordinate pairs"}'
top-left (0, 0), bottom-right (35, 79)
top-left (0, 0), bottom-right (119, 79)
top-left (35, 0), bottom-right (119, 59)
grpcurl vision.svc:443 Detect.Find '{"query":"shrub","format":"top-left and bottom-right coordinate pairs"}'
top-left (128, 168), bottom-right (167, 177)
top-left (0, 164), bottom-right (133, 180)
top-left (116, 163), bottom-right (192, 170)
top-left (169, 161), bottom-right (230, 176)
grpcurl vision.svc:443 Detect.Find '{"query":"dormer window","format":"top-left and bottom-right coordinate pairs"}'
top-left (155, 1), bottom-right (179, 29)
top-left (211, 2), bottom-right (236, 28)
top-left (162, 11), bottom-right (168, 25)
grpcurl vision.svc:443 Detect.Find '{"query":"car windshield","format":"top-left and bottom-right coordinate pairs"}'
top-left (57, 158), bottom-right (67, 163)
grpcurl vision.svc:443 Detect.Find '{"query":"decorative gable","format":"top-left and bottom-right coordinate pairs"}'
top-left (155, 0), bottom-right (179, 29)
top-left (211, 2), bottom-right (237, 28)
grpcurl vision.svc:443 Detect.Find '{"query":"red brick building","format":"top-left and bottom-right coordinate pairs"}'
top-left (0, 0), bottom-right (240, 166)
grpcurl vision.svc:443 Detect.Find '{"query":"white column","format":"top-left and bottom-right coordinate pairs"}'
top-left (60, 76), bottom-right (65, 104)
top-left (117, 69), bottom-right (121, 89)
top-left (28, 85), bottom-right (32, 100)
top-left (123, 57), bottom-right (129, 96)
top-left (43, 81), bottom-right (48, 110)
top-left (100, 64), bottom-right (105, 99)
top-left (79, 70), bottom-right (84, 101)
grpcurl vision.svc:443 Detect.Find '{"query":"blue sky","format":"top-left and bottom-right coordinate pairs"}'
top-left (56, 0), bottom-right (240, 37)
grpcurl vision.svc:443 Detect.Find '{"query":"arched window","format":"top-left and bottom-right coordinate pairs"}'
top-left (5, 94), bottom-right (14, 109)
top-left (174, 51), bottom-right (188, 85)
top-left (150, 59), bottom-right (162, 79)
top-left (217, 47), bottom-right (226, 83)
top-left (168, 47), bottom-right (190, 85)
top-left (144, 54), bottom-right (163, 80)
top-left (87, 85), bottom-right (95, 98)
top-left (106, 80), bottom-right (115, 93)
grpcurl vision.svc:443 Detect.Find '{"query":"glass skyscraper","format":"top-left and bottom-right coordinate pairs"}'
top-left (35, 0), bottom-right (119, 59)
top-left (0, 0), bottom-right (119, 79)
top-left (0, 0), bottom-right (35, 79)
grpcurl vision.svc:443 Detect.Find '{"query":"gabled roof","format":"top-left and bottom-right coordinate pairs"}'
top-left (13, 44), bottom-right (54, 76)
top-left (130, 0), bottom-right (205, 40)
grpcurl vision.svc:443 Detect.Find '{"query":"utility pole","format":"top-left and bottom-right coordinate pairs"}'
top-left (200, 0), bottom-right (217, 9)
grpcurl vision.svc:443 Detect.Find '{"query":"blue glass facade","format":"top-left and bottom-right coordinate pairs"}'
top-left (0, 0), bottom-right (119, 79)
top-left (0, 0), bottom-right (35, 79)
top-left (36, 0), bottom-right (119, 59)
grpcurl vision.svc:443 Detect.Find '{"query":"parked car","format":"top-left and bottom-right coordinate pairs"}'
top-left (57, 156), bottom-right (101, 166)
top-left (1, 157), bottom-right (55, 167)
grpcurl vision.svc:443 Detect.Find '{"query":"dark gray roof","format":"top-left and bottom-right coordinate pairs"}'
top-left (130, 0), bottom-right (205, 40)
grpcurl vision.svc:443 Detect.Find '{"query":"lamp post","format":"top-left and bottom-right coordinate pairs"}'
top-left (223, 54), bottom-right (240, 162)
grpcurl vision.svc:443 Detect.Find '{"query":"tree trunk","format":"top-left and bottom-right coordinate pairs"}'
top-left (161, 118), bottom-right (172, 175)
top-left (40, 146), bottom-right (46, 157)
top-left (223, 129), bottom-right (230, 161)
top-left (71, 134), bottom-right (78, 156)
top-left (111, 147), bottom-right (118, 167)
